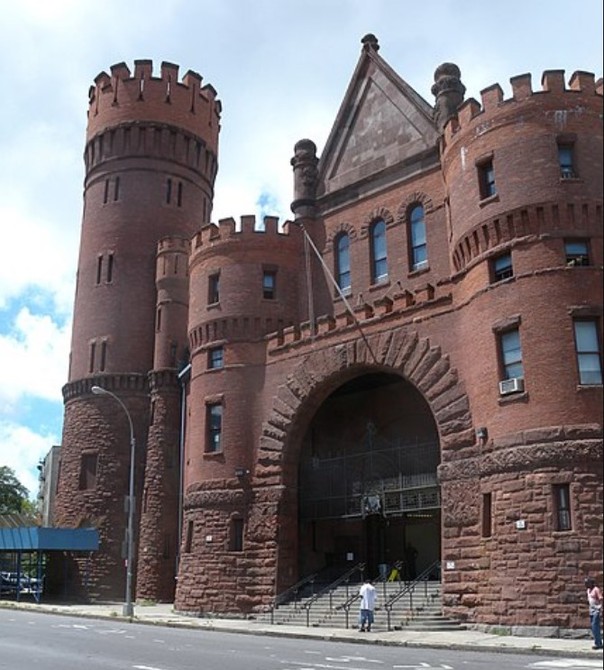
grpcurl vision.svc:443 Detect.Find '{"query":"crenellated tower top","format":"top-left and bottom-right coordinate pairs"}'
top-left (87, 59), bottom-right (222, 145)
top-left (442, 69), bottom-right (602, 145)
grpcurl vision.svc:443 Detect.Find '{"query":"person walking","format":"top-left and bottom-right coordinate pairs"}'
top-left (585, 576), bottom-right (603, 650)
top-left (358, 578), bottom-right (377, 632)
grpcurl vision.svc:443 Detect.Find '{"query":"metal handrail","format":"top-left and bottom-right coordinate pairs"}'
top-left (302, 562), bottom-right (365, 627)
top-left (383, 560), bottom-right (441, 631)
top-left (268, 572), bottom-right (317, 623)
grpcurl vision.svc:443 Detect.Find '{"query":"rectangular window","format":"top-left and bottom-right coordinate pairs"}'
top-left (230, 518), bottom-right (244, 552)
top-left (500, 328), bottom-right (524, 380)
top-left (113, 176), bottom-right (120, 201)
top-left (100, 340), bottom-right (107, 371)
top-left (79, 453), bottom-right (98, 490)
top-left (482, 493), bottom-right (492, 538)
top-left (106, 253), bottom-right (114, 282)
top-left (184, 520), bottom-right (194, 553)
top-left (262, 271), bottom-right (276, 299)
top-left (478, 159), bottom-right (496, 199)
top-left (558, 144), bottom-right (576, 179)
top-left (553, 484), bottom-right (572, 531)
top-left (206, 403), bottom-right (222, 452)
top-left (96, 256), bottom-right (103, 285)
top-left (88, 341), bottom-right (96, 373)
top-left (208, 346), bottom-right (224, 369)
top-left (491, 253), bottom-right (513, 282)
top-left (565, 239), bottom-right (589, 266)
top-left (103, 179), bottom-right (109, 204)
top-left (166, 178), bottom-right (172, 204)
top-left (573, 320), bottom-right (603, 385)
top-left (208, 273), bottom-right (220, 304)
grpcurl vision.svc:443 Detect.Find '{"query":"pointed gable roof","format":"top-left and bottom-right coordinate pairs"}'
top-left (317, 35), bottom-right (439, 204)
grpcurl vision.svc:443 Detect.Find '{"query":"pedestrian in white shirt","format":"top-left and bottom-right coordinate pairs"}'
top-left (358, 579), bottom-right (377, 632)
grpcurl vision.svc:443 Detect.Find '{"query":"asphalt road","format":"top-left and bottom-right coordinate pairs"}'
top-left (0, 609), bottom-right (601, 670)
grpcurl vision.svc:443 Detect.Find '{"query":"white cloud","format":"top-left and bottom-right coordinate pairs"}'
top-left (0, 308), bottom-right (70, 408)
top-left (0, 421), bottom-right (56, 499)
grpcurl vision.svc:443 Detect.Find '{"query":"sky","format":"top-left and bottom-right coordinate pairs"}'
top-left (0, 0), bottom-right (602, 500)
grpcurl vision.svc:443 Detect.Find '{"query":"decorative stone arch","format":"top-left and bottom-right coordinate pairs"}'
top-left (397, 191), bottom-right (435, 222)
top-left (325, 221), bottom-right (358, 248)
top-left (256, 325), bottom-right (474, 485)
top-left (359, 206), bottom-right (395, 239)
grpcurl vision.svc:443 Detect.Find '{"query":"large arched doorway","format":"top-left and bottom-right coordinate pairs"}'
top-left (297, 371), bottom-right (440, 583)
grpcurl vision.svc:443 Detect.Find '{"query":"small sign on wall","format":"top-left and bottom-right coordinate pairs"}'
top-left (445, 560), bottom-right (455, 570)
top-left (515, 519), bottom-right (527, 530)
top-left (205, 535), bottom-right (213, 543)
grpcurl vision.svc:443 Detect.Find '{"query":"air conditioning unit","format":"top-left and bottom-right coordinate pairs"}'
top-left (499, 377), bottom-right (524, 396)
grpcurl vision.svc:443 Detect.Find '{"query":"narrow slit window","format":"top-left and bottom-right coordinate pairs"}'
top-left (208, 273), bottom-right (220, 304)
top-left (96, 256), bottom-right (103, 285)
top-left (229, 517), bottom-right (244, 552)
top-left (113, 176), bottom-right (120, 201)
top-left (107, 253), bottom-right (114, 282)
top-left (166, 178), bottom-right (172, 204)
top-left (553, 484), bottom-right (572, 531)
top-left (335, 233), bottom-right (351, 293)
top-left (89, 341), bottom-right (96, 373)
top-left (482, 492), bottom-right (492, 538)
top-left (103, 179), bottom-right (109, 204)
top-left (177, 181), bottom-right (183, 207)
top-left (79, 453), bottom-right (98, 490)
top-left (100, 341), bottom-right (107, 371)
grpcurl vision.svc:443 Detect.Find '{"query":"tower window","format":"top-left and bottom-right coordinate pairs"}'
top-left (208, 346), bottom-right (224, 369)
top-left (103, 179), bottom-right (109, 204)
top-left (482, 492), bottom-right (492, 538)
top-left (409, 204), bottom-right (428, 271)
top-left (335, 233), bottom-right (351, 293)
top-left (100, 340), bottom-right (107, 371)
top-left (229, 517), bottom-right (244, 552)
top-left (565, 239), bottom-right (589, 266)
top-left (177, 181), bottom-right (183, 207)
top-left (478, 158), bottom-right (496, 199)
top-left (558, 143), bottom-right (576, 179)
top-left (113, 176), bottom-right (120, 201)
top-left (166, 178), bottom-right (172, 204)
top-left (499, 328), bottom-right (524, 380)
top-left (573, 319), bottom-right (602, 385)
top-left (208, 273), bottom-right (220, 304)
top-left (79, 453), bottom-right (98, 490)
top-left (106, 253), bottom-right (114, 283)
top-left (88, 341), bottom-right (96, 374)
top-left (96, 256), bottom-right (103, 285)
top-left (491, 253), bottom-right (513, 282)
top-left (206, 403), bottom-right (223, 453)
top-left (370, 219), bottom-right (388, 283)
top-left (553, 484), bottom-right (572, 531)
top-left (262, 270), bottom-right (277, 299)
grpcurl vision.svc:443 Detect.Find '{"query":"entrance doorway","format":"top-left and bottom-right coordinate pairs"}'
top-left (298, 372), bottom-right (440, 584)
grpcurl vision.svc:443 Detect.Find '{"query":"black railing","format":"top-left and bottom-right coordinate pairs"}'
top-left (302, 562), bottom-right (366, 627)
top-left (383, 560), bottom-right (441, 631)
top-left (268, 572), bottom-right (317, 623)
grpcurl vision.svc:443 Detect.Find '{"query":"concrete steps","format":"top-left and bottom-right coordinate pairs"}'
top-left (259, 580), bottom-right (466, 632)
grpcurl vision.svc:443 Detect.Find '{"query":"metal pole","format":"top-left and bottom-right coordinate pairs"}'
top-left (91, 385), bottom-right (135, 618)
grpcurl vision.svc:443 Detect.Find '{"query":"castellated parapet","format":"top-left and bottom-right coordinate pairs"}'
top-left (87, 60), bottom-right (221, 142)
top-left (440, 68), bottom-right (603, 267)
top-left (188, 215), bottom-right (304, 352)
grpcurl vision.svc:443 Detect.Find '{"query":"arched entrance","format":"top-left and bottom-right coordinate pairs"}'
top-left (256, 326), bottom-right (474, 598)
top-left (298, 372), bottom-right (440, 583)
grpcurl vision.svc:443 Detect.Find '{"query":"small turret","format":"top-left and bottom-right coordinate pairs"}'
top-left (431, 62), bottom-right (466, 132)
top-left (290, 139), bottom-right (319, 219)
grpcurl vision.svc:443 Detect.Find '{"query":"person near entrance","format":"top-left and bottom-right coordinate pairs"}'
top-left (585, 576), bottom-right (603, 650)
top-left (358, 578), bottom-right (377, 632)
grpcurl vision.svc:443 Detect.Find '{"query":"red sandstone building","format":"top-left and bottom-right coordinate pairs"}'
top-left (54, 35), bottom-right (603, 630)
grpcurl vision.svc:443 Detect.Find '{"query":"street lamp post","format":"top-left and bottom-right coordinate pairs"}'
top-left (91, 385), bottom-right (136, 617)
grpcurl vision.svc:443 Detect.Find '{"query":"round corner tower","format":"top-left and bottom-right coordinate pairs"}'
top-left (54, 59), bottom-right (221, 601)
top-left (436, 67), bottom-right (603, 627)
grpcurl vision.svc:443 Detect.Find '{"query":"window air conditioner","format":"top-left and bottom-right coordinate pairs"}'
top-left (499, 377), bottom-right (524, 395)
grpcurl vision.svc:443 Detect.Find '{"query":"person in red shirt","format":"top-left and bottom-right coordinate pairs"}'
top-left (585, 577), bottom-right (603, 650)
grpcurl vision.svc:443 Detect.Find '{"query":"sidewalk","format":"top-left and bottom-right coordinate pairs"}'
top-left (2, 600), bottom-right (602, 660)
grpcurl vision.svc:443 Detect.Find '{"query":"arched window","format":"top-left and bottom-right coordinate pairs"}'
top-left (409, 205), bottom-right (428, 270)
top-left (335, 233), bottom-right (351, 293)
top-left (370, 219), bottom-right (388, 283)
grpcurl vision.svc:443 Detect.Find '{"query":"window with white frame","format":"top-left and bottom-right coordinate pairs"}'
top-left (370, 219), bottom-right (388, 283)
top-left (409, 205), bottom-right (428, 270)
top-left (335, 233), bottom-right (351, 293)
top-left (573, 319), bottom-right (602, 385)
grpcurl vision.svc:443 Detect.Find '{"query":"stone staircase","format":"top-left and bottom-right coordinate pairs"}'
top-left (257, 579), bottom-right (466, 632)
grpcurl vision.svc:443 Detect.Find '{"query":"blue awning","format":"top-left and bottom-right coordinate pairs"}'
top-left (0, 527), bottom-right (99, 552)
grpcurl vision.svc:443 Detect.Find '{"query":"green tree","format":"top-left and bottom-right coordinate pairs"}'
top-left (0, 465), bottom-right (30, 514)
